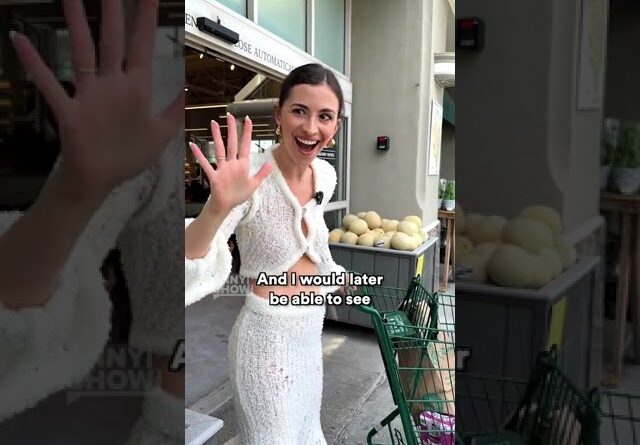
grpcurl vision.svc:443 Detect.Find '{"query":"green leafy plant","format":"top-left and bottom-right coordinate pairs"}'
top-left (613, 127), bottom-right (640, 168)
top-left (443, 180), bottom-right (455, 200)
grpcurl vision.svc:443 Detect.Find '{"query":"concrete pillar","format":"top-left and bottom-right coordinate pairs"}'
top-left (350, 0), bottom-right (452, 227)
top-left (456, 0), bottom-right (607, 238)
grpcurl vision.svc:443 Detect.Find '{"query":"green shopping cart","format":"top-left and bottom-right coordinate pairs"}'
top-left (354, 275), bottom-right (456, 445)
top-left (457, 347), bottom-right (640, 444)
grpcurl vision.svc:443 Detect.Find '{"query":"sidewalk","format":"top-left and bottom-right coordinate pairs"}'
top-left (186, 281), bottom-right (456, 445)
top-left (186, 294), bottom-right (397, 445)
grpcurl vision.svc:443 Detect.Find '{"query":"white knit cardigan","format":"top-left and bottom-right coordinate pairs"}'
top-left (0, 58), bottom-right (184, 422)
top-left (185, 147), bottom-right (346, 306)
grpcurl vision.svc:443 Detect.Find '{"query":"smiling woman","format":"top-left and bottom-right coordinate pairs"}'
top-left (275, 84), bottom-right (339, 157)
top-left (185, 64), bottom-right (347, 444)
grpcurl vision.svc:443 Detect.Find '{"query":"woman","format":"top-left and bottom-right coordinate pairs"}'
top-left (185, 63), bottom-right (348, 444)
top-left (0, 1), bottom-right (184, 443)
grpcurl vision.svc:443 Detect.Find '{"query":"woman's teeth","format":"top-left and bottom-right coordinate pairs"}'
top-left (295, 137), bottom-right (318, 151)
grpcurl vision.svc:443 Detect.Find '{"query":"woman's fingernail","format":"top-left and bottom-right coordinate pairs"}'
top-left (211, 120), bottom-right (218, 127)
top-left (245, 115), bottom-right (250, 121)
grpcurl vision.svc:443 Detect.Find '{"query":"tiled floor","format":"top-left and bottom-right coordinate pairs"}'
top-left (600, 362), bottom-right (640, 444)
top-left (616, 364), bottom-right (640, 394)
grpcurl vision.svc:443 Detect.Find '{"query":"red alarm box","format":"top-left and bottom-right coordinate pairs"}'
top-left (377, 136), bottom-right (389, 151)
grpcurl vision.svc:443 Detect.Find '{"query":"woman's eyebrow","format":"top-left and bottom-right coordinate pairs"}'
top-left (290, 103), bottom-right (336, 114)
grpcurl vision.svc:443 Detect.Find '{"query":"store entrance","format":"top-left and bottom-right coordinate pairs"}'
top-left (184, 46), bottom-right (282, 216)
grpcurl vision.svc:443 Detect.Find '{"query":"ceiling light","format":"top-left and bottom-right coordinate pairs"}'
top-left (184, 87), bottom-right (189, 91)
top-left (230, 64), bottom-right (235, 71)
top-left (199, 53), bottom-right (204, 59)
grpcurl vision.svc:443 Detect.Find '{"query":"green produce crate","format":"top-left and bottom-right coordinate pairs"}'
top-left (456, 256), bottom-right (600, 389)
top-left (327, 237), bottom-right (438, 327)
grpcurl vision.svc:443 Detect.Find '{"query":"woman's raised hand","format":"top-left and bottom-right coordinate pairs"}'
top-left (189, 114), bottom-right (273, 215)
top-left (10, 0), bottom-right (184, 201)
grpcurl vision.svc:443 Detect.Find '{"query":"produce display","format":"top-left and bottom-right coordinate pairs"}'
top-left (331, 212), bottom-right (429, 252)
top-left (340, 231), bottom-right (358, 245)
top-left (328, 228), bottom-right (344, 243)
top-left (456, 205), bottom-right (578, 289)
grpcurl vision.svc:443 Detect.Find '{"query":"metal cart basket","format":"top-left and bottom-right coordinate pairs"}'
top-left (355, 276), bottom-right (456, 445)
top-left (457, 348), bottom-right (640, 444)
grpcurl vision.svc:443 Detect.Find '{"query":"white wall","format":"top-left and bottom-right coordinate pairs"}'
top-left (350, 0), bottom-right (451, 225)
top-left (456, 1), bottom-right (561, 218)
top-left (457, 0), bottom-right (605, 237)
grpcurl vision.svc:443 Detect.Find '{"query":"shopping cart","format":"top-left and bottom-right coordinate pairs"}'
top-left (456, 347), bottom-right (640, 444)
top-left (354, 275), bottom-right (456, 445)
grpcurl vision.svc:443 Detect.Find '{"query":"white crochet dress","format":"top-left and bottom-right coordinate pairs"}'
top-left (228, 292), bottom-right (328, 445)
top-left (185, 148), bottom-right (346, 444)
top-left (0, 44), bottom-right (184, 444)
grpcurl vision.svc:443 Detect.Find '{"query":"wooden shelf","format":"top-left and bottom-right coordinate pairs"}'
top-left (599, 192), bottom-right (640, 387)
top-left (601, 192), bottom-right (640, 213)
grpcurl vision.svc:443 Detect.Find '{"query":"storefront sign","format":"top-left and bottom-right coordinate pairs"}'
top-left (185, 0), bottom-right (309, 77)
top-left (186, 11), bottom-right (295, 72)
top-left (184, 0), bottom-right (352, 100)
top-left (231, 39), bottom-right (295, 72)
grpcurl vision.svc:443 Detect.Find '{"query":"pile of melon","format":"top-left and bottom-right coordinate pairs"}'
top-left (328, 211), bottom-right (429, 251)
top-left (456, 204), bottom-right (577, 289)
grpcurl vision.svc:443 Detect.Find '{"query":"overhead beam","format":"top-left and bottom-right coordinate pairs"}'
top-left (234, 73), bottom-right (267, 102)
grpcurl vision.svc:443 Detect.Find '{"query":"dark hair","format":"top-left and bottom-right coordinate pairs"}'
top-left (279, 63), bottom-right (344, 117)
top-left (101, 249), bottom-right (131, 344)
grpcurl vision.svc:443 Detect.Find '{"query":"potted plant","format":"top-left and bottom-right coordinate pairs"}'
top-left (601, 118), bottom-right (620, 191)
top-left (438, 178), bottom-right (446, 209)
top-left (612, 122), bottom-right (640, 195)
top-left (443, 180), bottom-right (455, 211)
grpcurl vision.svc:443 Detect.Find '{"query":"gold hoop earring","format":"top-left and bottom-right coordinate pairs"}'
top-left (275, 125), bottom-right (281, 136)
top-left (329, 138), bottom-right (336, 148)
